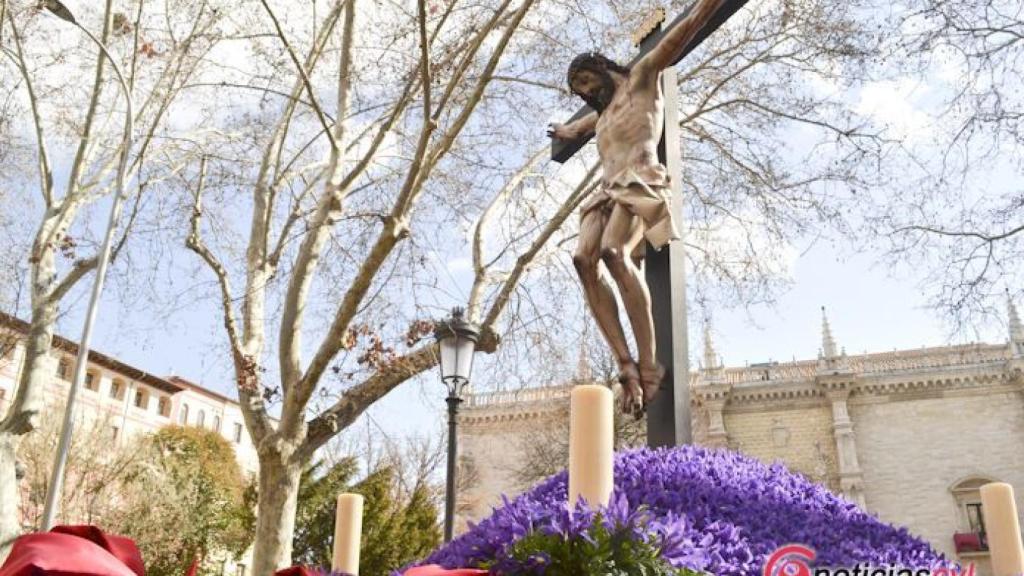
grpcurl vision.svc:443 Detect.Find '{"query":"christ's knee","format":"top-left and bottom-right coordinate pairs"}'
top-left (600, 246), bottom-right (627, 273)
top-left (573, 253), bottom-right (598, 278)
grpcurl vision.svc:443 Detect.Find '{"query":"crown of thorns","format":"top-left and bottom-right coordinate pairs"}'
top-left (567, 52), bottom-right (630, 91)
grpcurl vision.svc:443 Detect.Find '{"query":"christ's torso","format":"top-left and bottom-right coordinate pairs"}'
top-left (595, 74), bottom-right (665, 182)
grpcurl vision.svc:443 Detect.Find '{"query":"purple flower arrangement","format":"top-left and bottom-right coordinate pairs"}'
top-left (414, 446), bottom-right (950, 575)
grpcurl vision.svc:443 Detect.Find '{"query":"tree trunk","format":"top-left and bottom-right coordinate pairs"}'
top-left (252, 449), bottom-right (302, 574)
top-left (0, 434), bottom-right (20, 561)
top-left (0, 292), bottom-right (58, 561)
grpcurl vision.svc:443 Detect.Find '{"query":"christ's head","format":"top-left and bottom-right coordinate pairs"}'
top-left (567, 52), bottom-right (629, 114)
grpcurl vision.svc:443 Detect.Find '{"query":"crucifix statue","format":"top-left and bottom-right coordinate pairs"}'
top-left (548, 0), bottom-right (746, 445)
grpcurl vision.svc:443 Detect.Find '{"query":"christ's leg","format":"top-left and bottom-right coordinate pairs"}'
top-left (573, 209), bottom-right (641, 413)
top-left (600, 204), bottom-right (663, 407)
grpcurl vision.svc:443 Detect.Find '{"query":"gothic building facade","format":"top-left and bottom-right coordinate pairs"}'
top-left (457, 304), bottom-right (1024, 576)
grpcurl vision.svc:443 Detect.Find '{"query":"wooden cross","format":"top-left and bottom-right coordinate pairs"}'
top-left (552, 1), bottom-right (747, 447)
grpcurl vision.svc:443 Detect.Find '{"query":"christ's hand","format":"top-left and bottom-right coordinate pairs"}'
top-left (547, 123), bottom-right (573, 140)
top-left (547, 112), bottom-right (597, 141)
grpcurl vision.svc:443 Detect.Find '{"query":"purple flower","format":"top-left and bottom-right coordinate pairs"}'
top-left (416, 447), bottom-right (951, 574)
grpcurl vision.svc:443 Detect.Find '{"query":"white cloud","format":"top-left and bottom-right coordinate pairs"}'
top-left (446, 256), bottom-right (472, 273)
top-left (854, 79), bottom-right (933, 141)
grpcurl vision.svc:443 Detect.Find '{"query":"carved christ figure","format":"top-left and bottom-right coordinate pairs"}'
top-left (548, 0), bottom-right (724, 417)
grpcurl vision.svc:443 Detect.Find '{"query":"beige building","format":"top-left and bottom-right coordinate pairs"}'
top-left (0, 313), bottom-right (262, 574)
top-left (458, 305), bottom-right (1024, 576)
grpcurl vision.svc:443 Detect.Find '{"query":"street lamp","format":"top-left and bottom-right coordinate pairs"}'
top-left (39, 0), bottom-right (135, 531)
top-left (434, 307), bottom-right (480, 543)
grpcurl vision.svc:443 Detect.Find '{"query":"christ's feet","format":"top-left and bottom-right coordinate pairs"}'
top-left (639, 363), bottom-right (665, 407)
top-left (618, 363), bottom-right (644, 419)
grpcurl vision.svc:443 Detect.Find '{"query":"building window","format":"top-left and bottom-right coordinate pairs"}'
top-left (951, 476), bottom-right (996, 553)
top-left (235, 564), bottom-right (246, 576)
top-left (158, 397), bottom-right (171, 417)
top-left (233, 423), bottom-right (243, 444)
top-left (57, 358), bottom-right (69, 380)
top-left (179, 403), bottom-right (189, 425)
top-left (134, 389), bottom-right (147, 410)
top-left (84, 371), bottom-right (99, 391)
top-left (0, 388), bottom-right (6, 401)
top-left (111, 425), bottom-right (119, 441)
top-left (197, 409), bottom-right (206, 428)
top-left (109, 379), bottom-right (124, 400)
top-left (966, 502), bottom-right (985, 535)
top-left (213, 415), bottom-right (221, 432)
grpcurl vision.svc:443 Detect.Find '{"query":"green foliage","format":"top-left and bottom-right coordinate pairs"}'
top-left (494, 516), bottom-right (701, 576)
top-left (292, 458), bottom-right (442, 575)
top-left (293, 457), bottom-right (360, 566)
top-left (106, 425), bottom-right (255, 576)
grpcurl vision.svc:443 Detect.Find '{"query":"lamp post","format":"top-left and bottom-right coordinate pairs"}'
top-left (434, 307), bottom-right (480, 543)
top-left (39, 0), bottom-right (135, 531)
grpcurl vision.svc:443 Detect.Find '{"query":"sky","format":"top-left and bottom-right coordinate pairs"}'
top-left (64, 219), bottom-right (1010, 442)
top-left (14, 0), bottom-right (1019, 445)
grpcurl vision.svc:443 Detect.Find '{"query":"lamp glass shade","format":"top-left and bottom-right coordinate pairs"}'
top-left (439, 333), bottom-right (459, 384)
top-left (454, 336), bottom-right (476, 383)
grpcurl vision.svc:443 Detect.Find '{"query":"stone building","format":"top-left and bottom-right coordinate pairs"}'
top-left (0, 313), bottom-right (263, 574)
top-left (457, 304), bottom-right (1024, 576)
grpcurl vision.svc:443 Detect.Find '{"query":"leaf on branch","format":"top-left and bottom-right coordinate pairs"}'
top-left (112, 12), bottom-right (133, 36)
top-left (404, 319), bottom-right (435, 347)
top-left (58, 235), bottom-right (77, 260)
top-left (139, 41), bottom-right (160, 58)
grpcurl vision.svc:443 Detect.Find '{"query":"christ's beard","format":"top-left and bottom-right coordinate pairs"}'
top-left (579, 76), bottom-right (617, 114)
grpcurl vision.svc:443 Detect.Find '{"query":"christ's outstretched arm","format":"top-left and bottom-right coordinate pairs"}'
top-left (634, 0), bottom-right (726, 77)
top-left (548, 111), bottom-right (598, 141)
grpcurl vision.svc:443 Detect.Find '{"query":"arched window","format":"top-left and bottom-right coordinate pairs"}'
top-left (950, 475), bottom-right (999, 553)
top-left (197, 409), bottom-right (206, 428)
top-left (213, 415), bottom-right (221, 432)
top-left (179, 403), bottom-right (189, 425)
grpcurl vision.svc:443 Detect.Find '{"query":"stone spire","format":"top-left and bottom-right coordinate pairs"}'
top-left (1008, 291), bottom-right (1024, 358)
top-left (1009, 292), bottom-right (1024, 342)
top-left (818, 306), bottom-right (849, 373)
top-left (702, 320), bottom-right (722, 371)
top-left (821, 306), bottom-right (838, 359)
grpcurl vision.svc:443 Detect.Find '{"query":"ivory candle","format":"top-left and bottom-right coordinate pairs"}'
top-left (568, 384), bottom-right (614, 508)
top-left (332, 493), bottom-right (364, 575)
top-left (981, 483), bottom-right (1024, 576)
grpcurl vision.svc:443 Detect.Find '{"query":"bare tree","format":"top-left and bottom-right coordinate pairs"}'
top-left (0, 0), bottom-right (224, 554)
top-left (17, 398), bottom-right (139, 530)
top-left (868, 0), bottom-right (1024, 327)
top-left (172, 0), bottom-right (892, 569)
top-left (181, 0), bottom-right (605, 566)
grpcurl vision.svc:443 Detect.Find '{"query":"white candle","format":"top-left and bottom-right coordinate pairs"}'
top-left (332, 493), bottom-right (364, 575)
top-left (981, 483), bottom-right (1024, 576)
top-left (568, 384), bottom-right (614, 508)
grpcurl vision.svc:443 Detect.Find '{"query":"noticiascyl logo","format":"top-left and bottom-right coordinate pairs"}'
top-left (762, 544), bottom-right (978, 576)
top-left (763, 544), bottom-right (816, 576)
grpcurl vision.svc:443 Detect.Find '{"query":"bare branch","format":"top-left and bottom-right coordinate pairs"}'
top-left (481, 163), bottom-right (600, 329)
top-left (468, 147), bottom-right (548, 318)
top-left (259, 0), bottom-right (340, 152)
top-left (277, 0), bottom-right (359, 436)
top-left (63, 0), bottom-right (114, 204)
top-left (299, 0), bottom-right (538, 396)
top-left (4, 10), bottom-right (54, 205)
top-left (185, 157), bottom-right (242, 353)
